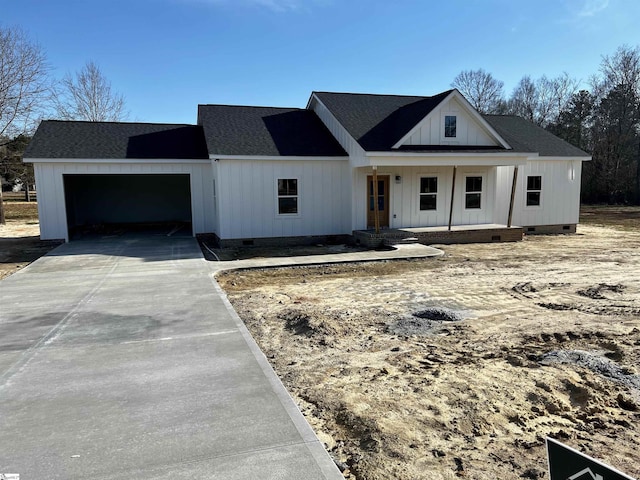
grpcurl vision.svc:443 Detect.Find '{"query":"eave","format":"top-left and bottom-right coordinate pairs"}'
top-left (23, 157), bottom-right (211, 164)
top-left (209, 154), bottom-right (349, 161)
top-left (536, 155), bottom-right (592, 162)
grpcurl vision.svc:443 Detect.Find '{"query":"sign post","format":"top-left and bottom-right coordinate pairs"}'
top-left (547, 438), bottom-right (637, 480)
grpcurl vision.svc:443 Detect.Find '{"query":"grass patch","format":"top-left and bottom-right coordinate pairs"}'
top-left (2, 201), bottom-right (38, 221)
top-left (580, 205), bottom-right (640, 231)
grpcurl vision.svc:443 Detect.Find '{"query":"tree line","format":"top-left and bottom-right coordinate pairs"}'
top-left (452, 45), bottom-right (640, 204)
top-left (2, 24), bottom-right (639, 208)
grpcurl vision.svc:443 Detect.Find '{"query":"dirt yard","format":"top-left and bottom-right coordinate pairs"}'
top-left (219, 208), bottom-right (640, 480)
top-left (0, 201), bottom-right (62, 280)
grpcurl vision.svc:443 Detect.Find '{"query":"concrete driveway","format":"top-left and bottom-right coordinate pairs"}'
top-left (0, 236), bottom-right (342, 479)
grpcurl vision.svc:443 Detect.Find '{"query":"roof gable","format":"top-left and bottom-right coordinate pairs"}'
top-left (197, 105), bottom-right (347, 157)
top-left (24, 121), bottom-right (209, 159)
top-left (313, 90), bottom-right (587, 158)
top-left (312, 90), bottom-right (452, 151)
top-left (394, 90), bottom-right (510, 149)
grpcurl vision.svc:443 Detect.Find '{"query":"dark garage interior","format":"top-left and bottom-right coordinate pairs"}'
top-left (64, 174), bottom-right (193, 237)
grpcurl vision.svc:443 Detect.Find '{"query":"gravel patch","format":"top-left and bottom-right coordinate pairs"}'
top-left (539, 349), bottom-right (640, 391)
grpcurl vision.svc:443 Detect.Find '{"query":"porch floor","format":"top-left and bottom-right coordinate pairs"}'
top-left (353, 224), bottom-right (524, 246)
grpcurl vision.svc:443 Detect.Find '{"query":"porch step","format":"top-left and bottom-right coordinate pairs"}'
top-left (384, 236), bottom-right (420, 246)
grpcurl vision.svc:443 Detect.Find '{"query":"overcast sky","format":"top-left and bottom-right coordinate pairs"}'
top-left (4, 0), bottom-right (640, 124)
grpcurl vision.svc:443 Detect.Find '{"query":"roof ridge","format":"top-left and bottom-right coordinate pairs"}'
top-left (313, 89), bottom-right (453, 99)
top-left (41, 119), bottom-right (198, 127)
top-left (198, 104), bottom-right (304, 110)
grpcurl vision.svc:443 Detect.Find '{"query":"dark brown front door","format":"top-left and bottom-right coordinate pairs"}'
top-left (367, 175), bottom-right (390, 228)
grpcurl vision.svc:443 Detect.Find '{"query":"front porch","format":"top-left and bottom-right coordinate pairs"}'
top-left (353, 223), bottom-right (524, 248)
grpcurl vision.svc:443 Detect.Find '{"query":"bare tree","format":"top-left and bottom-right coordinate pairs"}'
top-left (533, 73), bottom-right (579, 127)
top-left (508, 73), bottom-right (578, 127)
top-left (0, 26), bottom-right (52, 224)
top-left (0, 26), bottom-right (52, 140)
top-left (451, 69), bottom-right (505, 114)
top-left (508, 75), bottom-right (538, 123)
top-left (549, 72), bottom-right (580, 119)
top-left (55, 61), bottom-right (127, 121)
top-left (598, 45), bottom-right (640, 95)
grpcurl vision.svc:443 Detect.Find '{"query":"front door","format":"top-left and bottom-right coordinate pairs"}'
top-left (367, 175), bottom-right (390, 228)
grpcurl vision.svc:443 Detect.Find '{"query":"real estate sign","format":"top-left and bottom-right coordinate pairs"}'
top-left (547, 438), bottom-right (637, 480)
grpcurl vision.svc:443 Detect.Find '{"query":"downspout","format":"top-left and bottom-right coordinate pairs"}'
top-left (507, 166), bottom-right (519, 228)
top-left (448, 166), bottom-right (457, 231)
top-left (372, 166), bottom-right (380, 234)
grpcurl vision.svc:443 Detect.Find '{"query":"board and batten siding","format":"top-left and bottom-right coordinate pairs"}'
top-left (401, 97), bottom-right (498, 147)
top-left (32, 161), bottom-right (214, 241)
top-left (351, 166), bottom-right (496, 231)
top-left (215, 158), bottom-right (351, 240)
top-left (494, 160), bottom-right (583, 226)
top-left (211, 160), bottom-right (221, 238)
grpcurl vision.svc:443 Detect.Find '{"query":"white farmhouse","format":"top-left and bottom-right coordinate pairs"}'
top-left (24, 89), bottom-right (590, 245)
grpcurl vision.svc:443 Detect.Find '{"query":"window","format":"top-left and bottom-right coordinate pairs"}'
top-left (419, 177), bottom-right (438, 211)
top-left (526, 175), bottom-right (542, 207)
top-left (445, 115), bottom-right (457, 138)
top-left (277, 178), bottom-right (298, 215)
top-left (465, 176), bottom-right (482, 209)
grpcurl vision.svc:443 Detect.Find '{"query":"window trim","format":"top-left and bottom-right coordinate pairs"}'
top-left (276, 177), bottom-right (300, 217)
top-left (463, 174), bottom-right (484, 210)
top-left (525, 174), bottom-right (543, 208)
top-left (444, 115), bottom-right (457, 138)
top-left (418, 175), bottom-right (439, 212)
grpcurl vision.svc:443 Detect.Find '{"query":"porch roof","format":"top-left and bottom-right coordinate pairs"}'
top-left (364, 150), bottom-right (533, 167)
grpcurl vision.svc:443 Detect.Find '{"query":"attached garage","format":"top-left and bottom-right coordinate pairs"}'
top-left (64, 174), bottom-right (193, 237)
top-left (24, 121), bottom-right (215, 241)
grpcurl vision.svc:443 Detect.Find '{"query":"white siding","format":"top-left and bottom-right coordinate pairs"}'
top-left (33, 161), bottom-right (214, 241)
top-left (494, 160), bottom-right (583, 226)
top-left (211, 160), bottom-right (220, 237)
top-left (351, 166), bottom-right (495, 230)
top-left (402, 98), bottom-right (498, 147)
top-left (216, 159), bottom-right (351, 239)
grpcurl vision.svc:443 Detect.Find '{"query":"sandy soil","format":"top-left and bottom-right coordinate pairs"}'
top-left (0, 202), bottom-right (61, 280)
top-left (219, 222), bottom-right (640, 479)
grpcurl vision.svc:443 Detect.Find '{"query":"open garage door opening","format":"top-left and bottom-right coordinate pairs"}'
top-left (64, 174), bottom-right (193, 239)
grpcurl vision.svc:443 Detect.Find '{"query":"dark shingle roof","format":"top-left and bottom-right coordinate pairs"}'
top-left (198, 105), bottom-right (347, 156)
top-left (315, 91), bottom-right (589, 158)
top-left (24, 121), bottom-right (209, 159)
top-left (312, 90), bottom-right (453, 151)
top-left (483, 115), bottom-right (590, 157)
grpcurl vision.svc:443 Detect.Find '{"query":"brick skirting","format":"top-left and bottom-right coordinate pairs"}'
top-left (201, 224), bottom-right (576, 250)
top-left (199, 233), bottom-right (352, 249)
top-left (353, 227), bottom-right (524, 248)
top-left (522, 224), bottom-right (577, 235)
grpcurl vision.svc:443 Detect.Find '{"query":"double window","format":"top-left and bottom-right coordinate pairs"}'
top-left (419, 177), bottom-right (438, 211)
top-left (445, 115), bottom-right (457, 138)
top-left (465, 176), bottom-right (482, 209)
top-left (277, 178), bottom-right (298, 215)
top-left (526, 175), bottom-right (542, 207)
